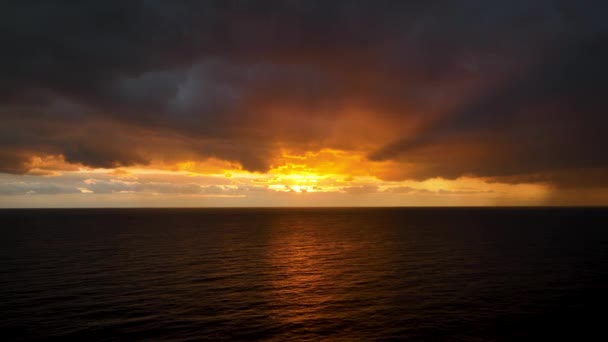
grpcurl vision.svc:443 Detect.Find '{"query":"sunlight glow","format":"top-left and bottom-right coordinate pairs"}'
top-left (1, 149), bottom-right (555, 207)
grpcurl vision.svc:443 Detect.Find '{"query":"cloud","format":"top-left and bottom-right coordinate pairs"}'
top-left (384, 186), bottom-right (492, 195)
top-left (0, 151), bottom-right (30, 174)
top-left (0, 182), bottom-right (81, 195)
top-left (0, 1), bottom-right (607, 189)
top-left (80, 179), bottom-right (248, 195)
top-left (341, 185), bottom-right (378, 194)
top-left (384, 186), bottom-right (431, 194)
top-left (436, 189), bottom-right (494, 195)
top-left (368, 35), bottom-right (608, 184)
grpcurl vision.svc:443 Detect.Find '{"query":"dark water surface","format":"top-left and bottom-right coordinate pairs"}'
top-left (1, 208), bottom-right (607, 341)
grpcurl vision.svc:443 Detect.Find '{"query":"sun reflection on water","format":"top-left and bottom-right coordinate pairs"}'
top-left (265, 218), bottom-right (347, 325)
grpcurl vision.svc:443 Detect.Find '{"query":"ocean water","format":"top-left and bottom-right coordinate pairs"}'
top-left (1, 208), bottom-right (607, 341)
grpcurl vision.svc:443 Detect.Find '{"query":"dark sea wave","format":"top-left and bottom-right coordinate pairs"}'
top-left (1, 208), bottom-right (607, 341)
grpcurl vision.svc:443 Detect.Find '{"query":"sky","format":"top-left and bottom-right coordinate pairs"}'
top-left (1, 0), bottom-right (607, 207)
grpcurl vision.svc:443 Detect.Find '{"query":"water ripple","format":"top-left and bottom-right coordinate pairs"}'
top-left (1, 208), bottom-right (607, 341)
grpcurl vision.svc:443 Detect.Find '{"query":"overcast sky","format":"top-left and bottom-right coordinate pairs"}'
top-left (1, 1), bottom-right (607, 207)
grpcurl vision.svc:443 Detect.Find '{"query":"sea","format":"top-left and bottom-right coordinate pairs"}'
top-left (1, 207), bottom-right (607, 341)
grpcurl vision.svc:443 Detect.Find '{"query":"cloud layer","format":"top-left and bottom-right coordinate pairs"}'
top-left (1, 1), bottom-right (607, 190)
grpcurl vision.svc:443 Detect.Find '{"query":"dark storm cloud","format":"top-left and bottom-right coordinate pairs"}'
top-left (369, 34), bottom-right (608, 184)
top-left (1, 0), bottom-right (607, 187)
top-left (0, 151), bottom-right (30, 174)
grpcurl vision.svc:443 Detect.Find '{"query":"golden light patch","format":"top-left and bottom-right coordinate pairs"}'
top-left (25, 155), bottom-right (81, 175)
top-left (5, 147), bottom-right (560, 206)
top-left (151, 158), bottom-right (242, 175)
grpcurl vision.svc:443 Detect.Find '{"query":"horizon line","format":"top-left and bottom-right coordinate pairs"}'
top-left (1, 205), bottom-right (607, 210)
